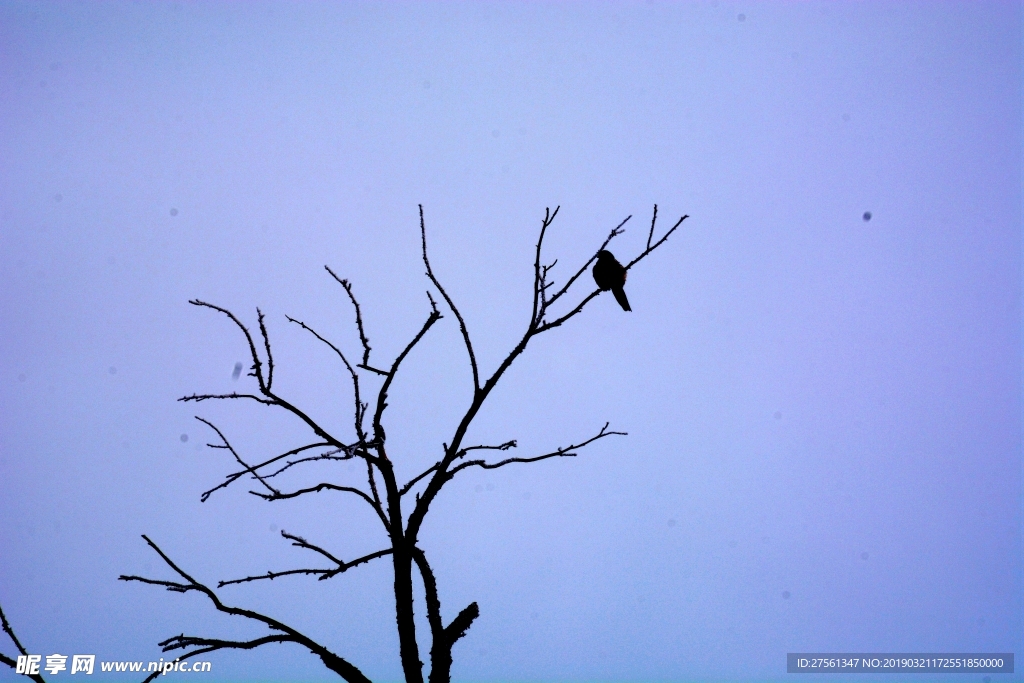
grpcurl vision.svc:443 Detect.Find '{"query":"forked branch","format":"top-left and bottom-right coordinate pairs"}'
top-left (371, 291), bottom-right (442, 446)
top-left (189, 300), bottom-right (270, 392)
top-left (119, 536), bottom-right (371, 683)
top-left (626, 206), bottom-right (688, 270)
top-left (262, 449), bottom-right (352, 479)
top-left (218, 531), bottom-right (392, 586)
top-left (410, 547), bottom-right (479, 682)
top-left (420, 205), bottom-right (480, 395)
top-left (449, 423), bottom-right (625, 476)
top-left (250, 483), bottom-right (390, 531)
top-left (183, 302), bottom-right (349, 451)
top-left (0, 604), bottom-right (46, 683)
top-left (286, 314), bottom-right (367, 441)
top-left (195, 417), bottom-right (278, 501)
top-left (401, 440), bottom-right (517, 497)
top-left (201, 442), bottom-right (339, 501)
top-left (542, 213), bottom-right (632, 313)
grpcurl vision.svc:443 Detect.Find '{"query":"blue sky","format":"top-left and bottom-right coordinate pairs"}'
top-left (1, 2), bottom-right (1020, 682)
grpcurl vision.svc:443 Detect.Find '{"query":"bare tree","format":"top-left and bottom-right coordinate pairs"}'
top-left (119, 205), bottom-right (687, 683)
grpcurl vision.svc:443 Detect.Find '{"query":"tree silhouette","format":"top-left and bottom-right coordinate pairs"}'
top-left (106, 205), bottom-right (685, 683)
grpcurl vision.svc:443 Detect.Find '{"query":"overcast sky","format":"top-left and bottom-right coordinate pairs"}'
top-left (1, 2), bottom-right (1020, 682)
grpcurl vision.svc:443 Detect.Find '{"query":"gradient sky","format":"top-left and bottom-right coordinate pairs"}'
top-left (0, 2), bottom-right (1020, 682)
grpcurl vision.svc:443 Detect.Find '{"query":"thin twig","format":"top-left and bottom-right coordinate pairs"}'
top-left (263, 450), bottom-right (351, 479)
top-left (280, 530), bottom-right (346, 566)
top-left (190, 300), bottom-right (268, 392)
top-left (195, 417), bottom-right (278, 501)
top-left (456, 440), bottom-right (518, 459)
top-left (286, 315), bottom-right (366, 441)
top-left (535, 290), bottom-right (602, 333)
top-left (189, 301), bottom-right (350, 451)
top-left (371, 293), bottom-right (442, 448)
top-left (399, 464), bottom-right (438, 497)
top-left (420, 205), bottom-right (480, 394)
top-left (203, 442), bottom-right (337, 500)
top-left (531, 207), bottom-right (559, 325)
top-left (626, 211), bottom-right (688, 271)
top-left (217, 568), bottom-right (337, 586)
top-left (0, 604), bottom-right (30, 657)
top-left (217, 532), bottom-right (392, 587)
top-left (257, 308), bottom-right (274, 390)
top-left (250, 483), bottom-right (390, 532)
top-left (0, 604), bottom-right (47, 683)
top-left (179, 392), bottom-right (275, 405)
top-left (365, 459), bottom-right (382, 512)
top-left (401, 441), bottom-right (516, 497)
top-left (646, 204), bottom-right (658, 251)
top-left (324, 266), bottom-right (388, 375)
top-left (450, 423), bottom-right (625, 476)
top-left (545, 214), bottom-right (631, 310)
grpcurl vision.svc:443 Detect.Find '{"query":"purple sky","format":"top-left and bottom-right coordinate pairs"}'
top-left (1, 2), bottom-right (1020, 682)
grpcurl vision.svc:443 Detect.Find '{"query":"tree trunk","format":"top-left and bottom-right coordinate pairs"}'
top-left (392, 545), bottom-right (424, 683)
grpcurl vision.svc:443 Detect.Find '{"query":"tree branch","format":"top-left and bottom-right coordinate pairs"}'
top-left (186, 304), bottom-right (352, 456)
top-left (365, 459), bottom-right (383, 512)
top-left (262, 450), bottom-right (351, 479)
top-left (324, 266), bottom-right (388, 375)
top-left (534, 290), bottom-right (602, 334)
top-left (411, 547), bottom-right (477, 683)
top-left (120, 536), bottom-right (372, 683)
top-left (201, 442), bottom-right (337, 501)
top-left (450, 423), bottom-right (624, 476)
top-left (400, 464), bottom-right (438, 497)
top-left (626, 208), bottom-right (688, 271)
top-left (456, 440), bottom-right (518, 459)
top-left (257, 308), bottom-right (275, 390)
top-left (531, 207), bottom-right (560, 325)
top-left (410, 548), bottom-right (444, 666)
top-left (646, 204), bottom-right (658, 251)
top-left (401, 440), bottom-right (516, 498)
top-left (450, 451), bottom-right (573, 475)
top-left (217, 568), bottom-right (336, 586)
top-left (179, 392), bottom-right (276, 405)
top-left (544, 214), bottom-right (631, 310)
top-left (195, 416), bottom-right (278, 501)
top-left (0, 604), bottom-right (47, 683)
top-left (250, 483), bottom-right (390, 532)
top-left (443, 602), bottom-right (479, 649)
top-left (286, 315), bottom-right (367, 442)
top-left (218, 532), bottom-right (392, 587)
top-left (371, 293), bottom-right (442, 448)
top-left (420, 205), bottom-right (480, 395)
top-left (0, 605), bottom-right (30, 659)
top-left (190, 300), bottom-right (269, 392)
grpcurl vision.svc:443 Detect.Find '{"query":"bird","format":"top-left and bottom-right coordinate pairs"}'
top-left (592, 250), bottom-right (631, 311)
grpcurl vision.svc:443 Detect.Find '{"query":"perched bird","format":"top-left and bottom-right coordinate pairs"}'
top-left (592, 250), bottom-right (631, 311)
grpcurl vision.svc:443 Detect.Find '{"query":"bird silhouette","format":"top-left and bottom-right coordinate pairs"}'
top-left (592, 250), bottom-right (631, 311)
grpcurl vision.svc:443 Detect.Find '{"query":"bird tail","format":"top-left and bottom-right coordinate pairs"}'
top-left (613, 287), bottom-right (631, 312)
